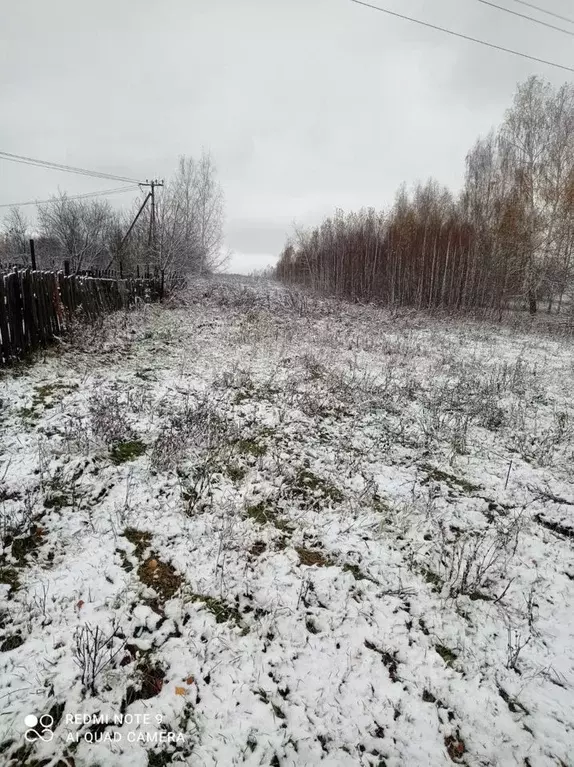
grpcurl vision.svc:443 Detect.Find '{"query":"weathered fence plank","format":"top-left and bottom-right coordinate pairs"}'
top-left (0, 276), bottom-right (11, 361)
top-left (0, 269), bottom-right (162, 366)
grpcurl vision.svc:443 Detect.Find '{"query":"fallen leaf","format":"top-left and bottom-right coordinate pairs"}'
top-left (175, 686), bottom-right (187, 696)
top-left (185, 676), bottom-right (194, 685)
top-left (147, 559), bottom-right (158, 571)
top-left (77, 600), bottom-right (84, 610)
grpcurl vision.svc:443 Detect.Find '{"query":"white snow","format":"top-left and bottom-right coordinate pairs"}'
top-left (0, 278), bottom-right (573, 766)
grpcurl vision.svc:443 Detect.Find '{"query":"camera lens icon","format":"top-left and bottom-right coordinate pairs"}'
top-left (24, 714), bottom-right (54, 742)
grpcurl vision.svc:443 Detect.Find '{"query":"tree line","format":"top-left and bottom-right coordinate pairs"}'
top-left (276, 77), bottom-right (574, 315)
top-left (0, 151), bottom-right (226, 278)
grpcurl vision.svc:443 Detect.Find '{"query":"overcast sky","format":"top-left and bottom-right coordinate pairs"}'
top-left (1, 0), bottom-right (572, 273)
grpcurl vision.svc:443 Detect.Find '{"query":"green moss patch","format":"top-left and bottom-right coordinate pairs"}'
top-left (234, 438), bottom-right (267, 458)
top-left (245, 502), bottom-right (293, 533)
top-left (19, 382), bottom-right (78, 425)
top-left (110, 439), bottom-right (146, 464)
top-left (189, 594), bottom-right (242, 625)
top-left (435, 644), bottom-right (458, 667)
top-left (289, 468), bottom-right (344, 508)
top-left (420, 464), bottom-right (481, 495)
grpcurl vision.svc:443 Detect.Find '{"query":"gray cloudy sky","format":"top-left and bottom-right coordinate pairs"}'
top-left (1, 0), bottom-right (572, 273)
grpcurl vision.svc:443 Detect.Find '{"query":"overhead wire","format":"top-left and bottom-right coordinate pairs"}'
top-left (507, 0), bottom-right (574, 26)
top-left (477, 0), bottom-right (574, 37)
top-left (349, 0), bottom-right (574, 72)
top-left (0, 150), bottom-right (141, 184)
top-left (0, 185), bottom-right (140, 209)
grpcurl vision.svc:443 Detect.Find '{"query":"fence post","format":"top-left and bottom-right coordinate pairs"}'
top-left (160, 269), bottom-right (165, 301)
top-left (136, 265), bottom-right (140, 278)
top-left (29, 239), bottom-right (36, 271)
top-left (64, 260), bottom-right (70, 276)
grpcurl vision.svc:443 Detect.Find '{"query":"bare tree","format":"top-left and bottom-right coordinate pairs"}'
top-left (194, 151), bottom-right (225, 272)
top-left (498, 76), bottom-right (574, 313)
top-left (136, 151), bottom-right (225, 277)
top-left (1, 207), bottom-right (30, 266)
top-left (37, 193), bottom-right (118, 273)
top-left (277, 76), bottom-right (574, 317)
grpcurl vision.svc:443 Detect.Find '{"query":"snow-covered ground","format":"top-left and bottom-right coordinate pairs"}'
top-left (1, 278), bottom-right (573, 767)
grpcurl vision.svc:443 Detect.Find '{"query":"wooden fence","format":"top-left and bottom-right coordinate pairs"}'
top-left (0, 269), bottom-right (161, 366)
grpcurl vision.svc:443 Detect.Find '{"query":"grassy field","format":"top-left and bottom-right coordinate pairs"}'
top-left (1, 278), bottom-right (573, 766)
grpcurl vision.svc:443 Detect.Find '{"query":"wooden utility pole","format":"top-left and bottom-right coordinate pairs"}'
top-left (141, 179), bottom-right (164, 262)
top-left (105, 178), bottom-right (163, 274)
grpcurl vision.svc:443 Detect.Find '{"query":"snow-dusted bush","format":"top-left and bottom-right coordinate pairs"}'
top-left (433, 512), bottom-right (525, 598)
top-left (73, 621), bottom-right (126, 696)
top-left (88, 388), bottom-right (134, 445)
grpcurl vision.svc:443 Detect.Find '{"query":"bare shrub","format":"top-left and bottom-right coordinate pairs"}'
top-left (24, 581), bottom-right (53, 628)
top-left (433, 512), bottom-right (525, 598)
top-left (418, 407), bottom-right (455, 451)
top-left (491, 359), bottom-right (541, 399)
top-left (212, 368), bottom-right (256, 395)
top-left (507, 405), bottom-right (570, 466)
top-left (0, 487), bottom-right (38, 549)
top-left (300, 353), bottom-right (327, 382)
top-left (296, 388), bottom-right (348, 420)
top-left (282, 288), bottom-right (310, 317)
top-left (506, 626), bottom-right (532, 672)
top-left (234, 310), bottom-right (275, 345)
top-left (151, 397), bottom-right (236, 472)
top-left (179, 459), bottom-right (218, 515)
top-left (61, 414), bottom-right (92, 454)
top-left (188, 281), bottom-right (262, 311)
top-left (73, 621), bottom-right (126, 695)
top-left (88, 389), bottom-right (133, 445)
top-left (505, 582), bottom-right (539, 671)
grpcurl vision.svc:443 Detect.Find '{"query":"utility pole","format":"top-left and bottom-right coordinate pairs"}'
top-left (141, 178), bottom-right (164, 264)
top-left (103, 177), bottom-right (163, 274)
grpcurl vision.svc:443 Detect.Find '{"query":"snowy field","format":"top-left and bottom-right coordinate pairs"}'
top-left (1, 278), bottom-right (573, 767)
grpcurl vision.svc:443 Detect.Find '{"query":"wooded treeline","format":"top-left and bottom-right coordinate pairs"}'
top-left (0, 151), bottom-right (225, 280)
top-left (276, 77), bottom-right (574, 315)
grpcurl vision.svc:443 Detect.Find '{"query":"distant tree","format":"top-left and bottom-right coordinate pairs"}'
top-left (34, 234), bottom-right (63, 270)
top-left (37, 193), bottom-right (119, 273)
top-left (276, 75), bottom-right (574, 317)
top-left (497, 76), bottom-right (573, 312)
top-left (130, 151), bottom-right (225, 277)
top-left (1, 207), bottom-right (30, 266)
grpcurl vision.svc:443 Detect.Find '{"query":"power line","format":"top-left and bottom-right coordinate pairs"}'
top-left (349, 0), bottom-right (574, 73)
top-left (0, 185), bottom-right (140, 209)
top-left (0, 151), bottom-right (140, 183)
top-left (478, 0), bottom-right (574, 37)
top-left (0, 150), bottom-right (141, 184)
top-left (508, 0), bottom-right (574, 26)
